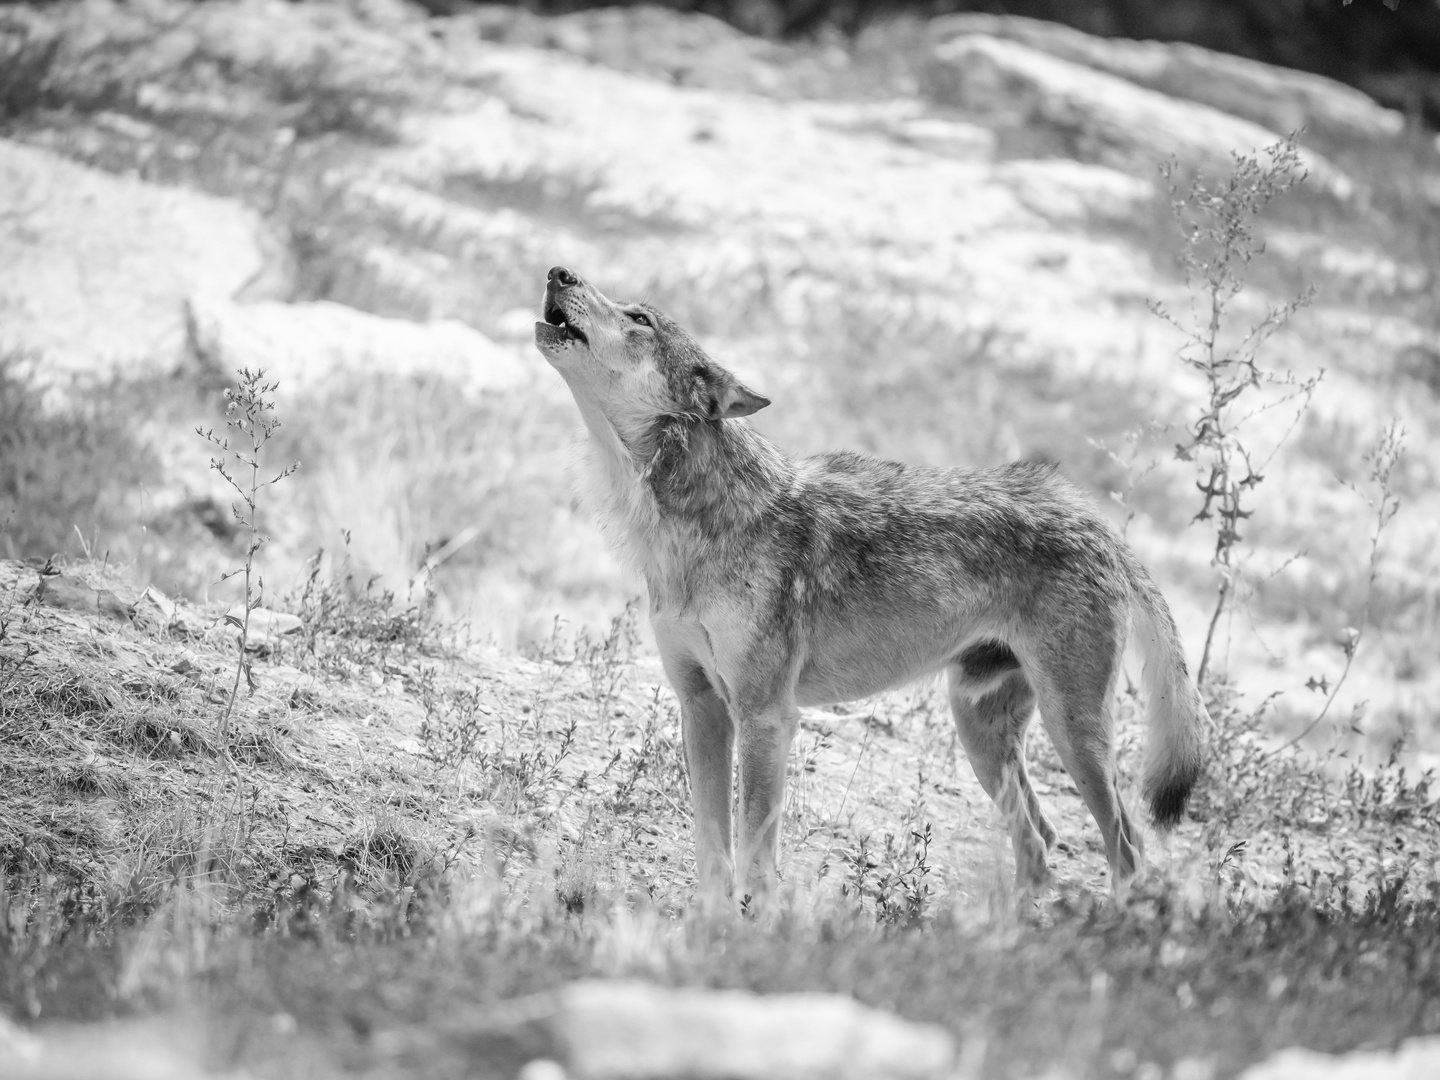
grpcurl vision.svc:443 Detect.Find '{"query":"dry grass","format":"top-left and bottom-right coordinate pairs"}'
top-left (3, 552), bottom-right (1440, 1076)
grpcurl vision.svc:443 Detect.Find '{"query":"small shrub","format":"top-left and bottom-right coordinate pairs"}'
top-left (834, 823), bottom-right (936, 928)
top-left (419, 667), bottom-right (579, 812)
top-left (286, 538), bottom-right (437, 677)
top-left (609, 686), bottom-right (687, 813)
top-left (418, 673), bottom-right (498, 774)
top-left (536, 602), bottom-right (641, 726)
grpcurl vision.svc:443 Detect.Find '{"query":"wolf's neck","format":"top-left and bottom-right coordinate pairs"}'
top-left (643, 415), bottom-right (789, 532)
top-left (575, 404), bottom-right (788, 594)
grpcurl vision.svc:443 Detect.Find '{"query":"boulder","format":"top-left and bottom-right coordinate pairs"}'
top-left (931, 15), bottom-right (1404, 144)
top-left (0, 138), bottom-right (285, 379)
top-left (185, 296), bottom-right (530, 397)
top-left (0, 1015), bottom-right (209, 1080)
top-left (35, 573), bottom-right (132, 623)
top-left (132, 585), bottom-right (215, 639)
top-left (443, 979), bottom-right (957, 1080)
top-left (1239, 1037), bottom-right (1440, 1079)
top-left (225, 604), bottom-right (304, 650)
top-left (924, 34), bottom-right (1352, 198)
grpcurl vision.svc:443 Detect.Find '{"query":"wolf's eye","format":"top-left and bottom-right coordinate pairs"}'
top-left (628, 312), bottom-right (652, 328)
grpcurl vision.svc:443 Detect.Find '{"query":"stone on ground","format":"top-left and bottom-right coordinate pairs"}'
top-left (446, 979), bottom-right (957, 1080)
top-left (1238, 1038), bottom-right (1440, 1080)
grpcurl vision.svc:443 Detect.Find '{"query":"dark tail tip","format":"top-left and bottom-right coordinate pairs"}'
top-left (1149, 775), bottom-right (1196, 830)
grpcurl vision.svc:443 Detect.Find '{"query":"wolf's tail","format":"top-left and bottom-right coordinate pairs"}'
top-left (1125, 560), bottom-right (1209, 829)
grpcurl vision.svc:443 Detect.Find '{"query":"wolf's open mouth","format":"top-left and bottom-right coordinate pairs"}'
top-left (543, 298), bottom-right (589, 345)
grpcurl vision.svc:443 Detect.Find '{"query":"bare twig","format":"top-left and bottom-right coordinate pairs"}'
top-left (1269, 419), bottom-right (1405, 757)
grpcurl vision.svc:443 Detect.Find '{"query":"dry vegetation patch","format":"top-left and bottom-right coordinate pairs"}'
top-left (2, 556), bottom-right (1440, 1078)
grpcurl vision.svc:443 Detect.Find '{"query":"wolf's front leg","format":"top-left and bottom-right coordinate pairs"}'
top-left (736, 703), bottom-right (800, 904)
top-left (677, 675), bottom-right (737, 903)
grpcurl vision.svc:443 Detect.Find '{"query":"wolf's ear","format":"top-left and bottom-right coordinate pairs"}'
top-left (702, 380), bottom-right (770, 421)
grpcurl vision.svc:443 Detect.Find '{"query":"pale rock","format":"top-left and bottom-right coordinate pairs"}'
top-left (446, 979), bottom-right (957, 1080)
top-left (134, 586), bottom-right (214, 639)
top-left (133, 585), bottom-right (193, 637)
top-left (0, 1013), bottom-right (41, 1065)
top-left (1239, 1037), bottom-right (1440, 1080)
top-left (0, 138), bottom-right (284, 378)
top-left (890, 116), bottom-right (997, 161)
top-left (1266, 231), bottom-right (1425, 296)
top-left (186, 296), bottom-right (530, 397)
top-left (0, 1017), bottom-right (211, 1080)
top-left (994, 159), bottom-right (1153, 221)
top-left (925, 35), bottom-right (1352, 199)
top-left (225, 604), bottom-right (304, 645)
top-left (932, 14), bottom-right (1404, 143)
top-left (35, 574), bottom-right (131, 622)
top-left (807, 100), bottom-right (997, 162)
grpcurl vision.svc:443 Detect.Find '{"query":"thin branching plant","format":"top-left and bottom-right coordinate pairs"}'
top-left (1275, 418), bottom-right (1407, 755)
top-left (1152, 134), bottom-right (1320, 684)
top-left (197, 368), bottom-right (299, 735)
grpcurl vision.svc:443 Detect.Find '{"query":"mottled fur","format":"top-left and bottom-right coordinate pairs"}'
top-left (534, 267), bottom-right (1208, 903)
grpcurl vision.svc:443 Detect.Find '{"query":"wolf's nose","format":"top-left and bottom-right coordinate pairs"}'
top-left (548, 266), bottom-right (578, 287)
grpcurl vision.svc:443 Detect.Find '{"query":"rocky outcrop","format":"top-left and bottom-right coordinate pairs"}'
top-left (34, 572), bottom-right (132, 622)
top-left (185, 296), bottom-right (531, 398)
top-left (0, 138), bottom-right (286, 378)
top-left (452, 4), bottom-right (836, 97)
top-left (930, 14), bottom-right (1404, 145)
top-left (923, 34), bottom-right (1352, 196)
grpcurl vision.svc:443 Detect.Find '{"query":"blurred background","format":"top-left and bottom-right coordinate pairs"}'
top-left (2, 0), bottom-right (1437, 756)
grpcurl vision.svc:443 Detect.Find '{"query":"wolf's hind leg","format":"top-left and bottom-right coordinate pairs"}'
top-left (946, 667), bottom-right (1055, 889)
top-left (1034, 669), bottom-right (1142, 888)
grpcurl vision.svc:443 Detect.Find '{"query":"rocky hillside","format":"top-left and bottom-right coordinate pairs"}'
top-left (4, 8), bottom-right (1440, 1075)
top-left (1, 0), bottom-right (1437, 754)
top-left (571, 0), bottom-right (1440, 124)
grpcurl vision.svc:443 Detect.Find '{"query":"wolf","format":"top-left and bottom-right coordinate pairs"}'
top-left (534, 265), bottom-right (1208, 903)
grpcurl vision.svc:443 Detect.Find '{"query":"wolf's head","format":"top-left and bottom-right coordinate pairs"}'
top-left (534, 267), bottom-right (769, 446)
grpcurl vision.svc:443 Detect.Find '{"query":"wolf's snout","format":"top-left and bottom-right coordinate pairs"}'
top-left (548, 266), bottom-right (578, 287)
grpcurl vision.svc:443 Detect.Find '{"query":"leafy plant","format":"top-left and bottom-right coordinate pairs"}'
top-left (197, 369), bottom-right (299, 734)
top-left (287, 535), bottom-right (436, 678)
top-left (575, 602), bottom-right (641, 726)
top-left (835, 822), bottom-right (936, 928)
top-left (610, 686), bottom-right (687, 813)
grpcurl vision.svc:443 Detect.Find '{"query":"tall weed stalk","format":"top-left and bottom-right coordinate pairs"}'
top-left (197, 369), bottom-right (299, 734)
top-left (1152, 134), bottom-right (1319, 684)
